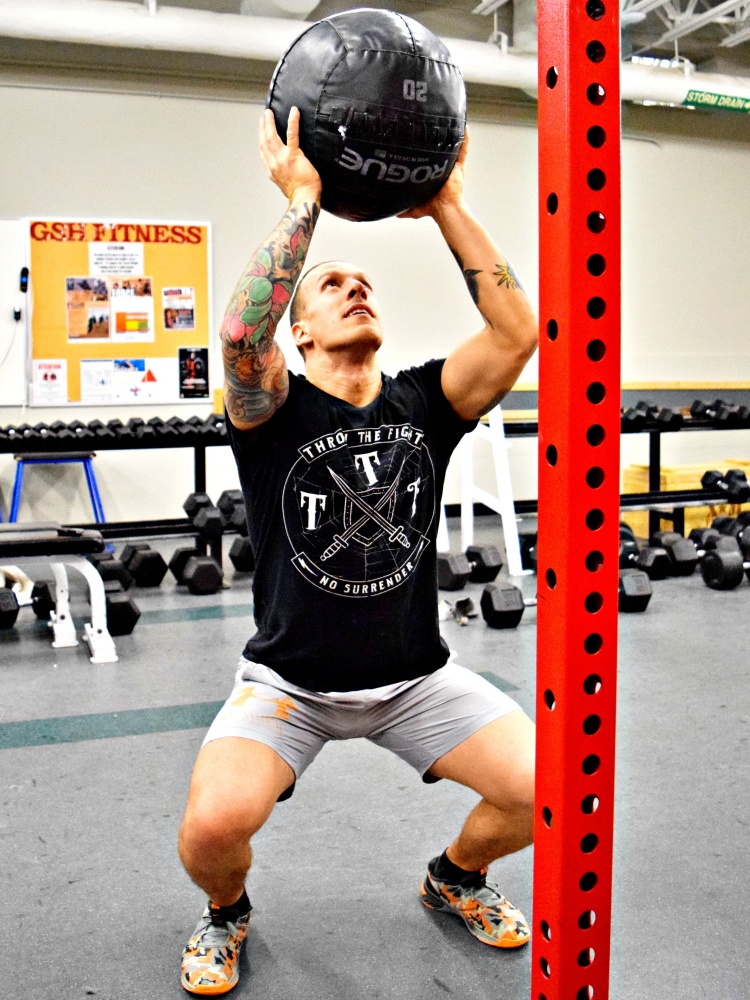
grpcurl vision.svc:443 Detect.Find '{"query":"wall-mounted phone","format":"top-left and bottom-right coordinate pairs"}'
top-left (14, 266), bottom-right (28, 321)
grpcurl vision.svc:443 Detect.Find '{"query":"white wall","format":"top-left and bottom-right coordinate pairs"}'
top-left (0, 80), bottom-right (748, 521)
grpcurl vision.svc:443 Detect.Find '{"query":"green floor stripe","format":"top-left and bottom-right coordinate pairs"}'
top-left (478, 671), bottom-right (521, 693)
top-left (139, 604), bottom-right (252, 624)
top-left (0, 701), bottom-right (224, 751)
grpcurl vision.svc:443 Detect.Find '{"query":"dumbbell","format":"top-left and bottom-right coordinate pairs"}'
top-left (94, 556), bottom-right (134, 590)
top-left (146, 416), bottom-right (179, 438)
top-left (631, 401), bottom-right (683, 431)
top-left (437, 545), bottom-right (503, 591)
top-left (652, 529), bottom-right (739, 577)
top-left (171, 494), bottom-right (225, 594)
top-left (480, 571), bottom-right (652, 629)
top-left (700, 532), bottom-right (750, 590)
top-left (28, 578), bottom-right (141, 635)
top-left (228, 537), bottom-right (255, 574)
top-left (217, 490), bottom-right (250, 535)
top-left (127, 417), bottom-right (158, 440)
top-left (105, 418), bottom-right (134, 441)
top-left (48, 419), bottom-right (76, 440)
top-left (621, 406), bottom-right (647, 433)
top-left (618, 535), bottom-right (670, 581)
top-left (119, 542), bottom-right (168, 588)
top-left (0, 588), bottom-right (20, 629)
top-left (105, 589), bottom-right (142, 635)
top-left (690, 399), bottom-right (750, 429)
top-left (67, 419), bottom-right (97, 443)
top-left (709, 511), bottom-right (750, 541)
top-left (700, 469), bottom-right (750, 504)
top-left (87, 419), bottom-right (116, 440)
top-left (167, 416), bottom-right (194, 436)
top-left (183, 492), bottom-right (213, 519)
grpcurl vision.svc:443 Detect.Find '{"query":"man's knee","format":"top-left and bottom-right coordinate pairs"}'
top-left (178, 802), bottom-right (260, 860)
top-left (179, 737), bottom-right (294, 864)
top-left (485, 768), bottom-right (535, 832)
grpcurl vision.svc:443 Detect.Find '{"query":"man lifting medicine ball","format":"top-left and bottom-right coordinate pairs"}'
top-left (177, 106), bottom-right (538, 996)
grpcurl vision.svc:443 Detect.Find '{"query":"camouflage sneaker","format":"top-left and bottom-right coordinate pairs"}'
top-left (181, 898), bottom-right (252, 995)
top-left (420, 856), bottom-right (529, 949)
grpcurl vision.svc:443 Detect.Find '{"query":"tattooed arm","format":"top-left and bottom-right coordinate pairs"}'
top-left (399, 130), bottom-right (538, 421)
top-left (222, 108), bottom-right (321, 430)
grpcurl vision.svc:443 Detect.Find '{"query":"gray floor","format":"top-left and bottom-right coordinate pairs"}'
top-left (2, 516), bottom-right (749, 1000)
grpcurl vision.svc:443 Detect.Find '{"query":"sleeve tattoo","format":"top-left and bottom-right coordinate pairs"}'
top-left (221, 201), bottom-right (319, 423)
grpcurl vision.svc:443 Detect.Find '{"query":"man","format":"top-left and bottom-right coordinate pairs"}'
top-left (178, 107), bottom-right (539, 995)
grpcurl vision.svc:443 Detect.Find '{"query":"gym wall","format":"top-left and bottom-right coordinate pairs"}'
top-left (0, 80), bottom-right (748, 521)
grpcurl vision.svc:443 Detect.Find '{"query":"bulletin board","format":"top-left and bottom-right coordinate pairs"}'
top-left (26, 218), bottom-right (212, 406)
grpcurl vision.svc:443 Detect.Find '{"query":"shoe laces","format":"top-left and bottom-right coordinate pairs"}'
top-left (452, 869), bottom-right (510, 909)
top-left (208, 903), bottom-right (242, 932)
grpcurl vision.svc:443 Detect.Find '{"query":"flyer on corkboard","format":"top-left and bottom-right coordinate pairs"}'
top-left (27, 219), bottom-right (212, 406)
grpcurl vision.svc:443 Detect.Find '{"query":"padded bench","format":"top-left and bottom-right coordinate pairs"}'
top-left (0, 522), bottom-right (118, 663)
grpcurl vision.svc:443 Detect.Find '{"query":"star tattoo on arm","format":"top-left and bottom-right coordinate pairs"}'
top-left (493, 261), bottom-right (525, 293)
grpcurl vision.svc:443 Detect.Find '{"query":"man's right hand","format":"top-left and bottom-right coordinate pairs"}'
top-left (259, 107), bottom-right (322, 206)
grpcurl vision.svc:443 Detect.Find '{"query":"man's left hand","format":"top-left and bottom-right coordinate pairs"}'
top-left (398, 128), bottom-right (470, 221)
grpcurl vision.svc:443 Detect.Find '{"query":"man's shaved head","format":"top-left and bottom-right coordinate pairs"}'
top-left (289, 261), bottom-right (344, 329)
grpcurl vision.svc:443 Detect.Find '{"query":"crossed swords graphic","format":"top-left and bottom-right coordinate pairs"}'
top-left (320, 465), bottom-right (410, 562)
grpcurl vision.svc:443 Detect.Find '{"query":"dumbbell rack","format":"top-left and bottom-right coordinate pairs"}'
top-left (0, 419), bottom-right (227, 498)
top-left (461, 410), bottom-right (747, 567)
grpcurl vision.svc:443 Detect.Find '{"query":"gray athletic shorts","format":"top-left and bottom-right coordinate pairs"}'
top-left (203, 657), bottom-right (521, 799)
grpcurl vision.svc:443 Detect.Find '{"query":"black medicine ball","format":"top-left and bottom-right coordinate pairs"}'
top-left (266, 8), bottom-right (466, 222)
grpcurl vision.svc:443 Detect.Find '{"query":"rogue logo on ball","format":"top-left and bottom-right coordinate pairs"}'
top-left (336, 148), bottom-right (451, 185)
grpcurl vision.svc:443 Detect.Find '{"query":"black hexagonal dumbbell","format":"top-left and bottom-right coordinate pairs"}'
top-left (96, 557), bottom-right (134, 590)
top-left (0, 587), bottom-right (20, 629)
top-left (172, 493), bottom-right (226, 593)
top-left (654, 528), bottom-right (740, 577)
top-left (31, 580), bottom-right (56, 620)
top-left (711, 511), bottom-right (750, 541)
top-left (105, 590), bottom-right (142, 635)
top-left (701, 469), bottom-right (750, 504)
top-left (217, 490), bottom-right (249, 536)
top-left (480, 570), bottom-right (651, 629)
top-left (229, 537), bottom-right (255, 574)
top-left (168, 546), bottom-right (202, 584)
top-left (183, 555), bottom-right (224, 595)
top-left (437, 545), bottom-right (503, 591)
top-left (119, 542), bottom-right (168, 588)
top-left (618, 569), bottom-right (653, 612)
top-left (183, 492), bottom-right (213, 519)
top-left (700, 531), bottom-right (750, 591)
top-left (619, 536), bottom-right (670, 581)
top-left (217, 490), bottom-right (244, 517)
top-left (480, 582), bottom-right (536, 629)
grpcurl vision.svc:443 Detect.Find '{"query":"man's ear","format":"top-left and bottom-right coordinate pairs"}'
top-left (291, 321), bottom-right (312, 352)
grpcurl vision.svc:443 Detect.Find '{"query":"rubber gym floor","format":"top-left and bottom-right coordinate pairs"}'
top-left (2, 515), bottom-right (748, 1000)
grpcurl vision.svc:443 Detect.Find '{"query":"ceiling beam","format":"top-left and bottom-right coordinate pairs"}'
top-left (720, 20), bottom-right (750, 43)
top-left (648, 0), bottom-right (749, 44)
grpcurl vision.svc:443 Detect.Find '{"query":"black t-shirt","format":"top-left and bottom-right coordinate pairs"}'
top-left (226, 358), bottom-right (477, 692)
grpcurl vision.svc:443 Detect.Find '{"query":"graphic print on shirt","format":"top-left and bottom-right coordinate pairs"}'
top-left (282, 424), bottom-right (435, 597)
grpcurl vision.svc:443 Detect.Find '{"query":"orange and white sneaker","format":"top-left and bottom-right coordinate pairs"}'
top-left (420, 857), bottom-right (530, 949)
top-left (181, 897), bottom-right (252, 995)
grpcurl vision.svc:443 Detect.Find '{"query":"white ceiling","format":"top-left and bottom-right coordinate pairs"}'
top-left (134, 0), bottom-right (750, 74)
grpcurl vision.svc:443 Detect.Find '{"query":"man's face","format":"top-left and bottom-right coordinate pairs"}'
top-left (292, 262), bottom-right (383, 356)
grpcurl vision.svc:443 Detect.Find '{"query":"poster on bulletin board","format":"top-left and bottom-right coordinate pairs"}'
top-left (26, 218), bottom-right (212, 406)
